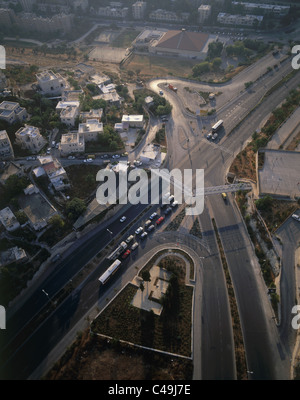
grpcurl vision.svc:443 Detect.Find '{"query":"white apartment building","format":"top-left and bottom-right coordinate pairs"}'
top-left (98, 5), bottom-right (129, 18)
top-left (132, 1), bottom-right (147, 20)
top-left (0, 207), bottom-right (20, 232)
top-left (198, 5), bottom-right (211, 24)
top-left (232, 2), bottom-right (290, 17)
top-left (60, 105), bottom-right (80, 127)
top-left (78, 119), bottom-right (103, 142)
top-left (0, 101), bottom-right (27, 124)
top-left (59, 132), bottom-right (85, 156)
top-left (36, 70), bottom-right (68, 96)
top-left (121, 115), bottom-right (144, 129)
top-left (217, 12), bottom-right (263, 26)
top-left (15, 125), bottom-right (47, 154)
top-left (0, 130), bottom-right (14, 160)
top-left (149, 9), bottom-right (190, 22)
top-left (56, 101), bottom-right (80, 113)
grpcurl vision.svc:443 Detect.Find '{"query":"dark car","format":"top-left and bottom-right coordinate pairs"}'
top-left (164, 207), bottom-right (172, 215)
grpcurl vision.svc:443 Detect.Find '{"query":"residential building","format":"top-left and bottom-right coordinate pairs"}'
top-left (149, 9), bottom-right (190, 23)
top-left (0, 207), bottom-right (20, 232)
top-left (16, 12), bottom-right (74, 35)
top-left (0, 246), bottom-right (28, 268)
top-left (96, 91), bottom-right (122, 107)
top-left (232, 2), bottom-right (290, 17)
top-left (0, 101), bottom-right (27, 124)
top-left (98, 5), bottom-right (129, 19)
top-left (198, 5), bottom-right (211, 24)
top-left (78, 119), bottom-right (103, 142)
top-left (36, 3), bottom-right (71, 14)
top-left (15, 125), bottom-right (47, 154)
top-left (122, 115), bottom-right (144, 129)
top-left (89, 73), bottom-right (111, 86)
top-left (80, 109), bottom-right (103, 122)
top-left (60, 105), bottom-right (80, 127)
top-left (132, 1), bottom-right (147, 20)
top-left (36, 70), bottom-right (68, 96)
top-left (0, 130), bottom-right (14, 160)
top-left (38, 156), bottom-right (70, 191)
top-left (59, 132), bottom-right (85, 156)
top-left (217, 12), bottom-right (263, 26)
top-left (56, 101), bottom-right (80, 113)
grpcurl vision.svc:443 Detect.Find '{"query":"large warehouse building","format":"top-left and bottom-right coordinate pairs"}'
top-left (149, 29), bottom-right (211, 60)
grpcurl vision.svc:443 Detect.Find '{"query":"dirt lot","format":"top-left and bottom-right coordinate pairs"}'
top-left (44, 329), bottom-right (193, 380)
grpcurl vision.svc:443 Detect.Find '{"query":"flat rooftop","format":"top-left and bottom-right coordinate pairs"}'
top-left (17, 126), bottom-right (39, 138)
top-left (36, 70), bottom-right (58, 82)
top-left (258, 149), bottom-right (300, 199)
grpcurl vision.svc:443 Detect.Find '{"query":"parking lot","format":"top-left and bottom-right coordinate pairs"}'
top-left (258, 149), bottom-right (300, 199)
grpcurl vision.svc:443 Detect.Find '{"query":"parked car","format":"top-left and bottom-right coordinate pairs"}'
top-left (131, 242), bottom-right (139, 251)
top-left (212, 133), bottom-right (218, 140)
top-left (292, 214), bottom-right (300, 222)
top-left (147, 224), bottom-right (155, 232)
top-left (164, 207), bottom-right (172, 215)
top-left (122, 249), bottom-right (131, 259)
top-left (156, 216), bottom-right (165, 225)
top-left (221, 193), bottom-right (227, 201)
top-left (171, 200), bottom-right (178, 208)
top-left (150, 212), bottom-right (158, 220)
top-left (125, 234), bottom-right (134, 244)
top-left (140, 232), bottom-right (148, 240)
top-left (144, 220), bottom-right (152, 229)
top-left (135, 227), bottom-right (143, 235)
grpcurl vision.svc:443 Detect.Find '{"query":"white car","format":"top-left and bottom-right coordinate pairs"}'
top-left (135, 226), bottom-right (143, 235)
top-left (87, 158), bottom-right (93, 163)
top-left (150, 212), bottom-right (158, 220)
top-left (212, 133), bottom-right (218, 140)
top-left (292, 214), bottom-right (300, 222)
top-left (120, 216), bottom-right (126, 223)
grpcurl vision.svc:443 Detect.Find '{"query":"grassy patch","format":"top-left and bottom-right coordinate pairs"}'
top-left (111, 29), bottom-right (139, 48)
top-left (64, 164), bottom-right (102, 201)
top-left (124, 54), bottom-right (198, 79)
top-left (189, 218), bottom-right (202, 239)
top-left (164, 208), bottom-right (186, 232)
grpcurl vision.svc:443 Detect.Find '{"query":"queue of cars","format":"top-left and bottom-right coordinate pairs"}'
top-left (117, 196), bottom-right (178, 258)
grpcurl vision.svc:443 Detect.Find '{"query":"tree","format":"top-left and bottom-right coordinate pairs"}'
top-left (212, 57), bottom-right (222, 71)
top-left (141, 270), bottom-right (151, 282)
top-left (49, 215), bottom-right (65, 230)
top-left (5, 175), bottom-right (29, 198)
top-left (207, 41), bottom-right (223, 60)
top-left (66, 198), bottom-right (86, 220)
top-left (255, 195), bottom-right (273, 211)
top-left (15, 211), bottom-right (28, 225)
